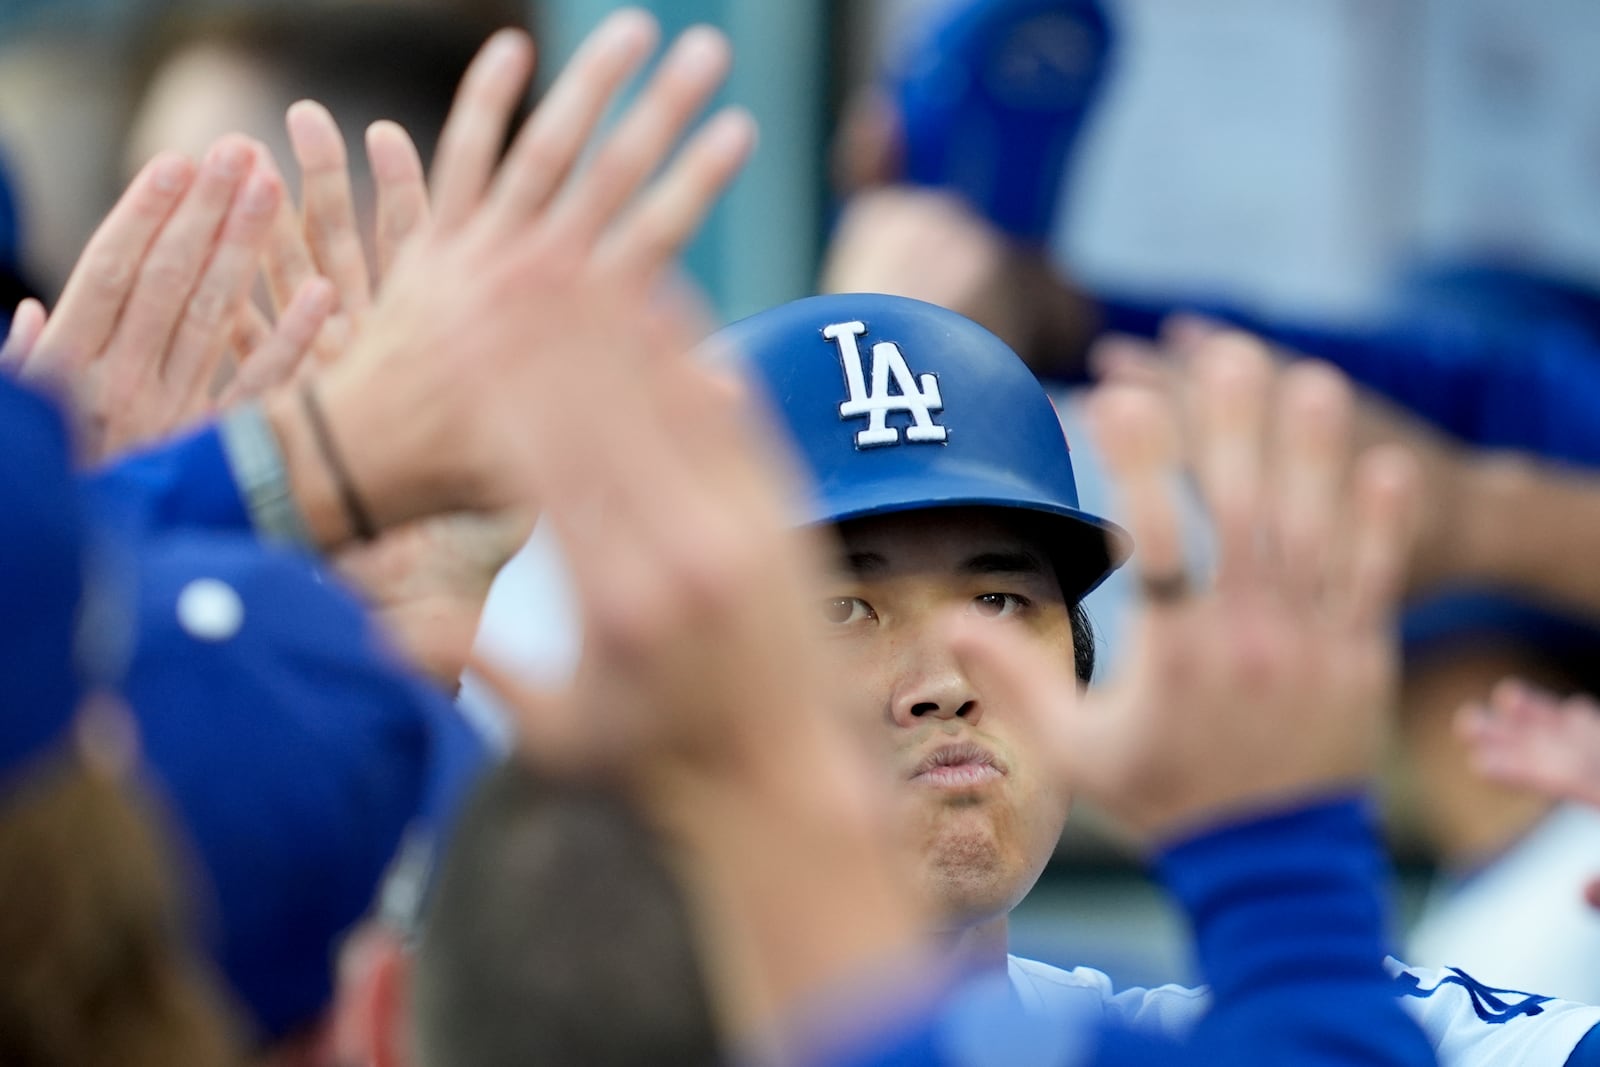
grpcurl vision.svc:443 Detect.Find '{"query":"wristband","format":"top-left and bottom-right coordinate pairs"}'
top-left (217, 400), bottom-right (313, 545)
top-left (300, 384), bottom-right (378, 542)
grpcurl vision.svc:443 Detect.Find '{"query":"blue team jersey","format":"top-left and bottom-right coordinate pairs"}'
top-left (1010, 955), bottom-right (1600, 1067)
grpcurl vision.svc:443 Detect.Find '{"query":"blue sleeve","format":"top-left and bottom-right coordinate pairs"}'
top-left (1567, 1024), bottom-right (1600, 1067)
top-left (1098, 294), bottom-right (1600, 467)
top-left (807, 799), bottom-right (1435, 1067)
top-left (85, 424), bottom-right (252, 537)
top-left (1147, 797), bottom-right (1436, 1066)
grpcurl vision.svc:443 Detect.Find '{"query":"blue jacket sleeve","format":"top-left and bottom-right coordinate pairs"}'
top-left (806, 798), bottom-right (1435, 1067)
top-left (85, 424), bottom-right (252, 537)
top-left (1099, 294), bottom-right (1600, 467)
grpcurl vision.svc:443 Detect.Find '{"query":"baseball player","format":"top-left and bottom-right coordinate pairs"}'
top-left (718, 291), bottom-right (1600, 1066)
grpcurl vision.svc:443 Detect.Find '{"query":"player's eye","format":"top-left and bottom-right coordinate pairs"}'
top-left (820, 596), bottom-right (875, 625)
top-left (972, 592), bottom-right (1029, 619)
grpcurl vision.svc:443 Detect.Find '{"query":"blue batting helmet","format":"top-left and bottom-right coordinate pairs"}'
top-left (720, 293), bottom-right (1129, 601)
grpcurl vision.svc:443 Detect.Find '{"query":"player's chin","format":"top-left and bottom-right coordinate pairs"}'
top-left (918, 835), bottom-right (1030, 926)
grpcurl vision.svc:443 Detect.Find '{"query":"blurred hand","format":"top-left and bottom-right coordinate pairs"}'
top-left (1457, 679), bottom-right (1600, 811)
top-left (954, 332), bottom-right (1421, 844)
top-left (1094, 317), bottom-right (1475, 599)
top-left (256, 93), bottom-right (530, 684)
top-left (1457, 679), bottom-right (1600, 910)
top-left (302, 15), bottom-right (755, 527)
top-left (8, 138), bottom-right (332, 462)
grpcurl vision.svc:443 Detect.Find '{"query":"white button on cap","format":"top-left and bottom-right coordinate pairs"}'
top-left (176, 578), bottom-right (245, 642)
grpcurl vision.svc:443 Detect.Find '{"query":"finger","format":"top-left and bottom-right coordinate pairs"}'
top-left (158, 165), bottom-right (283, 404)
top-left (288, 100), bottom-right (372, 317)
top-left (1340, 444), bottom-right (1421, 633)
top-left (1087, 384), bottom-right (1187, 602)
top-left (222, 277), bottom-right (336, 404)
top-left (832, 88), bottom-right (903, 193)
top-left (430, 29), bottom-right (537, 230)
top-left (1, 297), bottom-right (48, 372)
top-left (1158, 312), bottom-right (1229, 353)
top-left (30, 152), bottom-right (194, 376)
top-left (102, 136), bottom-right (257, 387)
top-left (540, 23), bottom-right (732, 250)
top-left (231, 303), bottom-right (273, 356)
top-left (1271, 361), bottom-right (1352, 605)
top-left (367, 120), bottom-right (430, 280)
top-left (484, 9), bottom-right (658, 227)
top-left (1087, 334), bottom-right (1165, 387)
top-left (1190, 333), bottom-right (1273, 589)
top-left (945, 613), bottom-right (1081, 783)
top-left (592, 106), bottom-right (755, 286)
top-left (262, 154), bottom-right (319, 314)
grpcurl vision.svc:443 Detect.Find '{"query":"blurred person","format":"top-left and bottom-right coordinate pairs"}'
top-left (122, 3), bottom-right (524, 182)
top-left (0, 11), bottom-right (1547, 1063)
top-left (1415, 679), bottom-right (1600, 1007)
top-left (411, 766), bottom-right (720, 1067)
top-left (822, 0), bottom-right (1600, 1005)
top-left (719, 295), bottom-right (1599, 1064)
top-left (451, 270), bottom-right (1442, 1064)
top-left (6, 12), bottom-right (755, 1065)
top-left (0, 365), bottom-right (481, 1066)
top-left (0, 375), bottom-right (243, 1067)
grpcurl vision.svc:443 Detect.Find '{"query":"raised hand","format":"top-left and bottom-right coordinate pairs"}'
top-left (296, 13), bottom-right (758, 532)
top-left (952, 332), bottom-right (1421, 843)
top-left (248, 15), bottom-right (752, 685)
top-left (9, 139), bottom-right (331, 462)
top-left (1457, 679), bottom-right (1600, 811)
top-left (259, 102), bottom-right (429, 368)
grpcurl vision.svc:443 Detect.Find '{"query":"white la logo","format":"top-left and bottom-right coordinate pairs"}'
top-left (823, 320), bottom-right (948, 448)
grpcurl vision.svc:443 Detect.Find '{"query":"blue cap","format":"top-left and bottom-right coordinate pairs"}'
top-left (0, 376), bottom-right (85, 778)
top-left (719, 293), bottom-right (1129, 600)
top-left (123, 533), bottom-right (471, 1041)
top-left (891, 0), bottom-right (1114, 242)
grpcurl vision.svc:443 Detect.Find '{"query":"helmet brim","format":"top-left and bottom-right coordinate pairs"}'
top-left (808, 472), bottom-right (1132, 603)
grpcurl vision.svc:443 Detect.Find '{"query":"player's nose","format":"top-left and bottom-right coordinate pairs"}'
top-left (889, 644), bottom-right (981, 727)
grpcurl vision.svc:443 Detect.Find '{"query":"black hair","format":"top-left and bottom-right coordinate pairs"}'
top-left (1069, 602), bottom-right (1095, 685)
top-left (413, 765), bottom-right (719, 1067)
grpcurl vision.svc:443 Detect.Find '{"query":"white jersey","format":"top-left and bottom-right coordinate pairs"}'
top-left (1009, 955), bottom-right (1600, 1066)
top-left (1408, 804), bottom-right (1600, 1005)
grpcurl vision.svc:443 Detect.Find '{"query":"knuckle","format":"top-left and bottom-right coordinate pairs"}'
top-left (83, 249), bottom-right (135, 295)
top-left (183, 285), bottom-right (231, 331)
top-left (141, 253), bottom-right (192, 292)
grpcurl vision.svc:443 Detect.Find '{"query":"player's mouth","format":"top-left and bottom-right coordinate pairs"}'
top-left (908, 741), bottom-right (1006, 789)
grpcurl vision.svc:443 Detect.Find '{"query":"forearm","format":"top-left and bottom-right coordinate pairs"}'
top-left (1447, 453), bottom-right (1600, 623)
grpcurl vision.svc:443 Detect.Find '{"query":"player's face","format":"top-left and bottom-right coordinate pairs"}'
top-left (821, 508), bottom-right (1074, 931)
